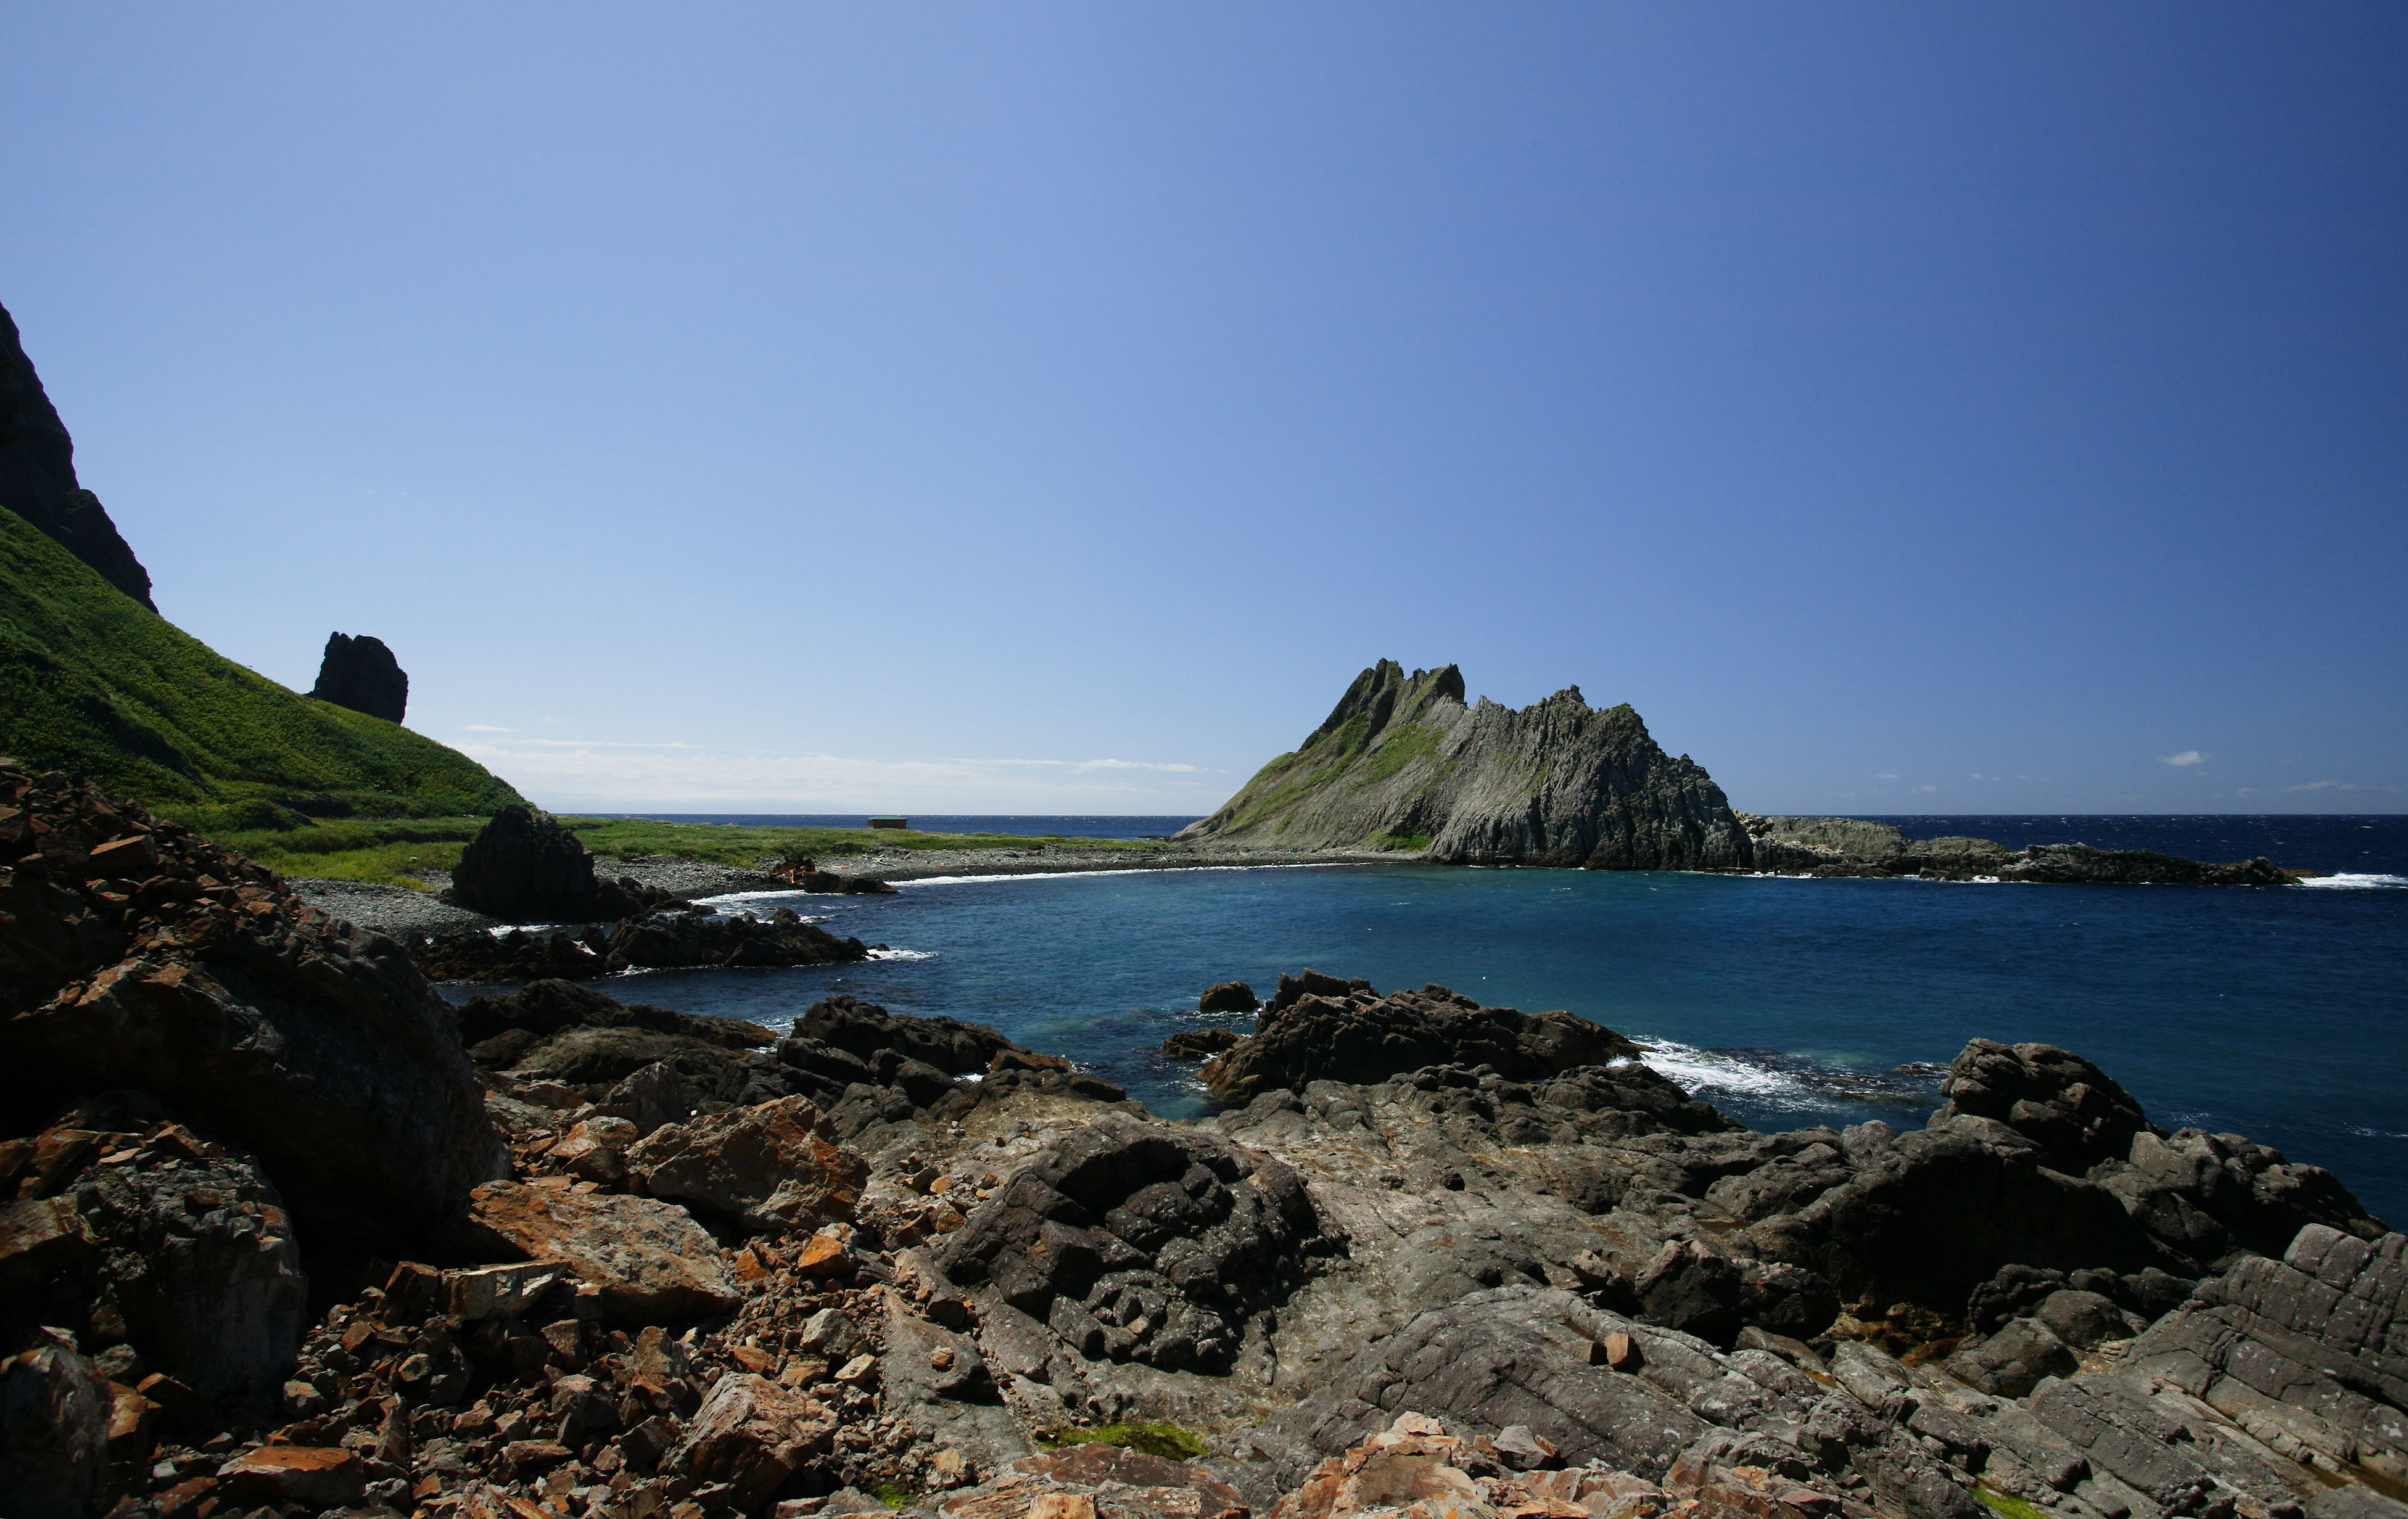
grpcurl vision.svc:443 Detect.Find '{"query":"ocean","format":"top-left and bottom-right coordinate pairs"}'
top-left (453, 815), bottom-right (2408, 1224)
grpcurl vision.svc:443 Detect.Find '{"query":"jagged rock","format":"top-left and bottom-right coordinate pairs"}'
top-left (307, 633), bottom-right (408, 723)
top-left (462, 1179), bottom-right (743, 1322)
top-left (1165, 1027), bottom-right (1243, 1060)
top-left (936, 1122), bottom-right (1327, 1374)
top-left (626, 1095), bottom-right (868, 1233)
top-left (797, 996), bottom-right (1017, 1076)
top-left (442, 805), bottom-right (668, 923)
top-left (1198, 981), bottom-right (1260, 1013)
top-left (457, 979), bottom-right (801, 1113)
top-left (409, 926), bottom-right (606, 983)
top-left (606, 1061), bottom-right (698, 1138)
top-left (604, 904), bottom-right (867, 973)
top-left (666, 1372), bottom-right (838, 1510)
top-left (0, 765), bottom-right (508, 1241)
top-left (1744, 1040), bottom-right (2385, 1308)
top-left (0, 1332), bottom-right (110, 1519)
top-left (1202, 978), bottom-right (1643, 1103)
top-left (1179, 660), bottom-right (1754, 868)
top-left (1633, 1240), bottom-right (1745, 1347)
top-left (0, 302), bottom-right (154, 610)
top-left (216, 1445), bottom-right (368, 1505)
top-left (0, 1108), bottom-right (309, 1399)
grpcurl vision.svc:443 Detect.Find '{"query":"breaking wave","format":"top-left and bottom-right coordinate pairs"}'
top-left (1625, 1037), bottom-right (1948, 1116)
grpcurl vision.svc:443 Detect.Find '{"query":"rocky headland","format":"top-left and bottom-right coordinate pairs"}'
top-left (1174, 661), bottom-right (2310, 887)
top-left (4, 759), bottom-right (2403, 1519)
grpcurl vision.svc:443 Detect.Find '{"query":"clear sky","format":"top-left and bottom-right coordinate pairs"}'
top-left (2, 5), bottom-right (2401, 815)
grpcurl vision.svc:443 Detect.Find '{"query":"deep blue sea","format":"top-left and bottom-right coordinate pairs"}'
top-left (448, 815), bottom-right (2408, 1224)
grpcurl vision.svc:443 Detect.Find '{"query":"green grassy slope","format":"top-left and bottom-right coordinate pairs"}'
top-left (0, 503), bottom-right (522, 834)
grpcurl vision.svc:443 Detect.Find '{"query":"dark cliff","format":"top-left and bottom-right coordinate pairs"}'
top-left (0, 300), bottom-right (155, 611)
top-left (310, 632), bottom-right (409, 723)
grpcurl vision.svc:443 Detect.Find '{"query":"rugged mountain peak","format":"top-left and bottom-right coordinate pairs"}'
top-left (0, 300), bottom-right (155, 610)
top-left (309, 631), bottom-right (408, 723)
top-left (1181, 661), bottom-right (1751, 868)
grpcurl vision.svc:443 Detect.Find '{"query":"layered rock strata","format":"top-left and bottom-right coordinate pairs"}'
top-left (1180, 661), bottom-right (1754, 868)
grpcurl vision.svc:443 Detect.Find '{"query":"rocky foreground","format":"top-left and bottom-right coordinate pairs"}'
top-left (4, 760), bottom-right (2404, 1519)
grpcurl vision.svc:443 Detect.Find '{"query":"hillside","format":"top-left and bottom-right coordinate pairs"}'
top-left (0, 502), bottom-right (521, 832)
top-left (1178, 659), bottom-right (1752, 867)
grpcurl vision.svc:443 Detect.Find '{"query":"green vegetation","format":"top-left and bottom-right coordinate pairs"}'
top-left (1973, 1488), bottom-right (2051, 1519)
top-left (0, 505), bottom-right (521, 827)
top-left (1037, 1420), bottom-right (1208, 1461)
top-left (565, 816), bottom-right (1166, 868)
top-left (870, 1482), bottom-right (919, 1510)
top-left (1367, 828), bottom-right (1433, 852)
top-left (1350, 722), bottom-right (1441, 786)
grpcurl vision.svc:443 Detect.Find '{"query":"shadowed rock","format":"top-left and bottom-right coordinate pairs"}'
top-left (307, 632), bottom-right (408, 723)
top-left (0, 301), bottom-right (154, 610)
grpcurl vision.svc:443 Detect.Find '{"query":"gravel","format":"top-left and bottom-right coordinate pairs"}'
top-left (289, 853), bottom-right (787, 938)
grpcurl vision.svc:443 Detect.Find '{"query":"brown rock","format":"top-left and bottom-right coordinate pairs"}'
top-left (104, 1380), bottom-right (157, 1462)
top-left (0, 1196), bottom-right (93, 1289)
top-left (548, 1116), bottom-right (638, 1185)
top-left (793, 1225), bottom-right (858, 1280)
top-left (216, 1444), bottom-right (366, 1505)
top-left (666, 1373), bottom-right (838, 1511)
top-left (1163, 1027), bottom-right (1244, 1060)
top-left (1590, 1331), bottom-right (1643, 1372)
top-left (0, 1336), bottom-right (110, 1519)
top-left (463, 1180), bottom-right (741, 1322)
top-left (1198, 980), bottom-right (1261, 1013)
top-left (627, 1096), bottom-right (868, 1233)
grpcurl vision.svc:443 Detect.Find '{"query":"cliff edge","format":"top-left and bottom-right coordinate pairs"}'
top-left (0, 300), bottom-right (154, 611)
top-left (1177, 659), bottom-right (1752, 868)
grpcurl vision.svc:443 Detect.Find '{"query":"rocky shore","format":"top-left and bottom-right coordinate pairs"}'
top-left (6, 758), bottom-right (2404, 1519)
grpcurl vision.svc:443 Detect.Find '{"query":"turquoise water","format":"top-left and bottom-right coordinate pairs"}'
top-left (509, 848), bottom-right (2408, 1227)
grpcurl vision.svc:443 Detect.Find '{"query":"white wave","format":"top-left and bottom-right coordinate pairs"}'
top-left (868, 947), bottom-right (938, 961)
top-left (1619, 1039), bottom-right (1805, 1101)
top-left (691, 888), bottom-right (818, 905)
top-left (2299, 873), bottom-right (2408, 889)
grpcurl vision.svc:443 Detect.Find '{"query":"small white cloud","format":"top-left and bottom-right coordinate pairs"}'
top-left (1915, 784), bottom-right (1938, 793)
top-left (2159, 751), bottom-right (2206, 767)
top-left (2283, 780), bottom-right (2358, 793)
top-left (463, 723), bottom-right (514, 733)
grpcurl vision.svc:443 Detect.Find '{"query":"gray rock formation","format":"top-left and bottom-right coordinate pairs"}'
top-left (0, 301), bottom-right (155, 611)
top-left (1179, 661), bottom-right (1754, 868)
top-left (1741, 815), bottom-right (2300, 886)
top-left (307, 632), bottom-right (408, 723)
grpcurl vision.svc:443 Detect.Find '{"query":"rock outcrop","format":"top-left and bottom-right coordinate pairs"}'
top-left (1200, 973), bottom-right (1646, 1105)
top-left (0, 762), bottom-right (509, 1238)
top-left (0, 302), bottom-right (154, 611)
top-left (1179, 661), bottom-right (1754, 868)
top-left (443, 805), bottom-right (669, 923)
top-left (1741, 816), bottom-right (2302, 886)
top-left (307, 632), bottom-right (408, 723)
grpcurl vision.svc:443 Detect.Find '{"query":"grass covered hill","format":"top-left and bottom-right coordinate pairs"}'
top-left (0, 503), bottom-right (522, 836)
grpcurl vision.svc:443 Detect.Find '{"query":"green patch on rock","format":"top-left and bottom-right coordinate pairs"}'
top-left (1367, 828), bottom-right (1433, 852)
top-left (1038, 1420), bottom-right (1208, 1462)
top-left (1973, 1487), bottom-right (2052, 1519)
top-left (871, 1482), bottom-right (920, 1510)
top-left (1350, 722), bottom-right (1441, 787)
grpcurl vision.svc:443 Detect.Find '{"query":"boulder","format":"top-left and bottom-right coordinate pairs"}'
top-left (1202, 978), bottom-right (1643, 1103)
top-left (1632, 1240), bottom-right (1744, 1348)
top-left (1929, 1039), bottom-right (2155, 1166)
top-left (1198, 981), bottom-right (1260, 1013)
top-left (935, 1122), bottom-right (1327, 1373)
top-left (307, 633), bottom-right (408, 724)
top-left (0, 1332), bottom-right (110, 1519)
top-left (626, 1095), bottom-right (869, 1233)
top-left (604, 905), bottom-right (868, 973)
top-left (796, 995), bottom-right (1017, 1075)
top-left (216, 1444), bottom-right (367, 1506)
top-left (16, 1111), bottom-right (309, 1399)
top-left (409, 926), bottom-right (606, 983)
top-left (604, 1061), bottom-right (698, 1138)
top-left (463, 1179), bottom-right (742, 1322)
top-left (443, 805), bottom-right (665, 923)
top-left (1163, 1028), bottom-right (1243, 1060)
top-left (0, 765), bottom-right (509, 1242)
top-left (666, 1373), bottom-right (838, 1510)
top-left (1942, 1317), bottom-right (2077, 1397)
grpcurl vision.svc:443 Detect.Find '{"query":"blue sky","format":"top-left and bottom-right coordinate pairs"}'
top-left (2, 4), bottom-right (2401, 815)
